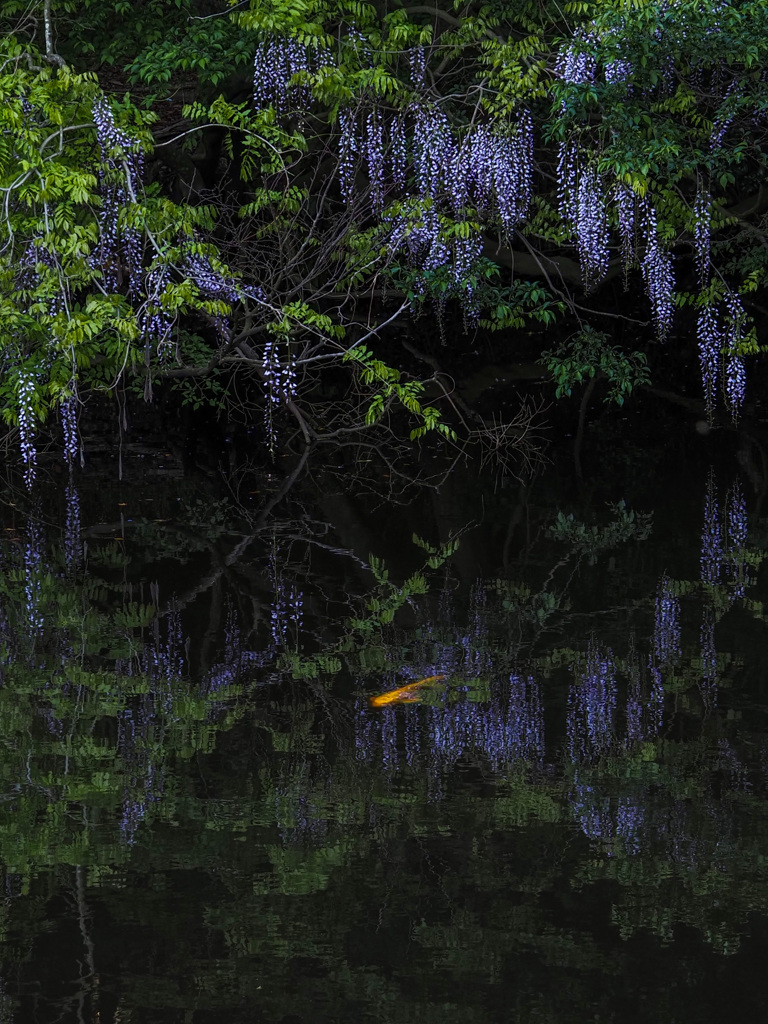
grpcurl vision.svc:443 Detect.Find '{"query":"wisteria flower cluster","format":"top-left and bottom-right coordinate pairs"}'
top-left (140, 259), bottom-right (173, 347)
top-left (91, 96), bottom-right (144, 293)
top-left (696, 290), bottom-right (748, 421)
top-left (723, 289), bottom-right (747, 418)
top-left (555, 30), bottom-right (598, 86)
top-left (262, 336), bottom-right (297, 451)
top-left (693, 189), bottom-right (711, 285)
top-left (17, 239), bottom-right (66, 315)
top-left (61, 394), bottom-right (79, 465)
top-left (559, 147), bottom-right (674, 313)
top-left (17, 371), bottom-right (37, 490)
top-left (639, 199), bottom-right (674, 340)
top-left (340, 107), bottom-right (534, 313)
top-left (253, 37), bottom-right (323, 114)
top-left (697, 301), bottom-right (721, 421)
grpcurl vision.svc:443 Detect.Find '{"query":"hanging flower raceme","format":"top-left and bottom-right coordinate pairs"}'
top-left (17, 239), bottom-right (67, 315)
top-left (64, 479), bottom-right (81, 572)
top-left (556, 144), bottom-right (609, 292)
top-left (697, 301), bottom-right (721, 421)
top-left (338, 108), bottom-right (360, 204)
top-left (92, 96), bottom-right (143, 192)
top-left (390, 113), bottom-right (408, 192)
top-left (556, 139), bottom-right (579, 235)
top-left (710, 82), bottom-right (738, 151)
top-left (140, 259), bottom-right (173, 347)
top-left (614, 182), bottom-right (637, 285)
top-left (183, 252), bottom-right (241, 304)
top-left (409, 46), bottom-right (426, 88)
top-left (413, 105), bottom-right (456, 201)
top-left (605, 58), bottom-right (633, 90)
top-left (262, 336), bottom-right (297, 407)
top-left (489, 114), bottom-right (534, 236)
top-left (183, 250), bottom-right (242, 339)
top-left (640, 200), bottom-right (674, 340)
top-left (723, 289), bottom-right (747, 419)
top-left (575, 165), bottom-right (610, 292)
top-left (365, 109), bottom-right (386, 214)
top-left (693, 189), bottom-right (711, 286)
top-left (252, 37), bottom-right (320, 114)
top-left (61, 393), bottom-right (78, 465)
top-left (91, 96), bottom-right (144, 293)
top-left (17, 370), bottom-right (37, 490)
top-left (555, 30), bottom-right (598, 86)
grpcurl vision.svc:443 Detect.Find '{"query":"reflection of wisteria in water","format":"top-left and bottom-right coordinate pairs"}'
top-left (506, 675), bottom-right (545, 763)
top-left (567, 645), bottom-right (617, 761)
top-left (726, 481), bottom-right (748, 599)
top-left (699, 604), bottom-right (717, 709)
top-left (404, 704), bottom-right (421, 766)
top-left (0, 975), bottom-right (14, 1024)
top-left (275, 775), bottom-right (329, 847)
top-left (118, 697), bottom-right (164, 846)
top-left (463, 581), bottom-right (492, 677)
top-left (355, 675), bottom-right (545, 778)
top-left (413, 620), bottom-right (463, 682)
top-left (201, 605), bottom-right (272, 699)
top-left (700, 471), bottom-right (722, 584)
top-left (269, 548), bottom-right (303, 649)
top-left (143, 606), bottom-right (185, 683)
top-left (570, 772), bottom-right (646, 855)
top-left (653, 573), bottom-right (680, 664)
top-left (381, 705), bottom-right (399, 772)
top-left (64, 479), bottom-right (81, 572)
top-left (718, 738), bottom-right (750, 791)
top-left (24, 509), bottom-right (44, 637)
top-left (625, 657), bottom-right (664, 746)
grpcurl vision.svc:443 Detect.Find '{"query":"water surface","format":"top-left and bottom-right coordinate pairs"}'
top-left (0, 439), bottom-right (766, 1023)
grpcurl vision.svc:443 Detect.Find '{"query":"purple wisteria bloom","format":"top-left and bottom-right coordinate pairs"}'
top-left (575, 165), bottom-right (610, 291)
top-left (17, 371), bottom-right (37, 490)
top-left (724, 290), bottom-right (747, 419)
top-left (91, 95), bottom-right (144, 292)
top-left (252, 37), bottom-right (317, 114)
top-left (697, 302), bottom-right (722, 421)
top-left (693, 189), bottom-right (711, 285)
top-left (61, 394), bottom-right (78, 465)
top-left (614, 182), bottom-right (637, 284)
top-left (640, 200), bottom-right (674, 339)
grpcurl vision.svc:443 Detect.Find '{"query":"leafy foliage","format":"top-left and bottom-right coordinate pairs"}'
top-left (2, 0), bottom-right (768, 476)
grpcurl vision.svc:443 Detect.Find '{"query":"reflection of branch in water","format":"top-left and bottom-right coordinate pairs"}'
top-left (470, 395), bottom-right (550, 487)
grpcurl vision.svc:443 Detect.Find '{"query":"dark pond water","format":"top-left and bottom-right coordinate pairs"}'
top-left (0, 425), bottom-right (767, 1023)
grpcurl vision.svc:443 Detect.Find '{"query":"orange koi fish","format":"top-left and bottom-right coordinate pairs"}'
top-left (369, 675), bottom-right (446, 707)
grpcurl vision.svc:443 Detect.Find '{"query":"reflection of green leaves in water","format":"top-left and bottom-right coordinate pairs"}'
top-left (548, 500), bottom-right (652, 563)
